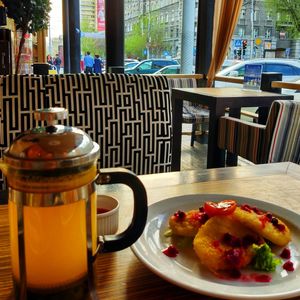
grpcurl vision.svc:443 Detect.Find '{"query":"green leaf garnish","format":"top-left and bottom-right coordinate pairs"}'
top-left (252, 243), bottom-right (281, 272)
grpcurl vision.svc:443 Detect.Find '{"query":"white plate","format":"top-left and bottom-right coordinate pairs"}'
top-left (131, 194), bottom-right (300, 300)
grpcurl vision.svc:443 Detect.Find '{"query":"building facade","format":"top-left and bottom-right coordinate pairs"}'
top-left (124, 0), bottom-right (299, 60)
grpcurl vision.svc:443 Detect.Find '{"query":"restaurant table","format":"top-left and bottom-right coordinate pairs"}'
top-left (171, 87), bottom-right (294, 170)
top-left (1, 162), bottom-right (300, 300)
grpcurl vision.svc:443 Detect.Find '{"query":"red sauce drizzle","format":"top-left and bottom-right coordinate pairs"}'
top-left (218, 272), bottom-right (272, 283)
top-left (258, 215), bottom-right (269, 228)
top-left (162, 245), bottom-right (179, 257)
top-left (252, 274), bottom-right (272, 282)
top-left (241, 204), bottom-right (286, 232)
top-left (212, 240), bottom-right (220, 248)
top-left (237, 273), bottom-right (272, 282)
top-left (240, 204), bottom-right (252, 212)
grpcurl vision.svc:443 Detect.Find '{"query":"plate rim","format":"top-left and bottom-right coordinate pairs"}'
top-left (131, 193), bottom-right (300, 300)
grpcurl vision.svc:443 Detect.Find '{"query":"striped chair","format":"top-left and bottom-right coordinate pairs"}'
top-left (218, 100), bottom-right (300, 165)
top-left (167, 76), bottom-right (209, 146)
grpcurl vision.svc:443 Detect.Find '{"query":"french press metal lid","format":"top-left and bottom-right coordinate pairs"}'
top-left (2, 107), bottom-right (99, 193)
top-left (3, 107), bottom-right (99, 170)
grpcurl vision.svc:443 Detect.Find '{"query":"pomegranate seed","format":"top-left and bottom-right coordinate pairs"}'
top-left (283, 261), bottom-right (294, 272)
top-left (280, 248), bottom-right (291, 259)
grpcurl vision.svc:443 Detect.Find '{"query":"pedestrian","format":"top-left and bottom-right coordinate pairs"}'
top-left (93, 54), bottom-right (103, 73)
top-left (80, 54), bottom-right (85, 73)
top-left (84, 51), bottom-right (94, 74)
top-left (54, 54), bottom-right (62, 74)
top-left (47, 54), bottom-right (53, 65)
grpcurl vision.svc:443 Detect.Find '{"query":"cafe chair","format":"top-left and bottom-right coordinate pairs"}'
top-left (218, 100), bottom-right (300, 165)
top-left (167, 76), bottom-right (209, 146)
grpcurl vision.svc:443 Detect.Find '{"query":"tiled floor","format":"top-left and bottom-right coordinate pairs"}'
top-left (180, 124), bottom-right (253, 170)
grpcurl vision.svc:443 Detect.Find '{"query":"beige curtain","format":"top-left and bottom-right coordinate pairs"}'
top-left (206, 0), bottom-right (243, 87)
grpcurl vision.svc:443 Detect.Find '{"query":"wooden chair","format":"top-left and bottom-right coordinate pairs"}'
top-left (218, 100), bottom-right (300, 165)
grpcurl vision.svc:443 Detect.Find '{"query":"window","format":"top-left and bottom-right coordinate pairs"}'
top-left (265, 29), bottom-right (272, 39)
top-left (277, 12), bottom-right (281, 21)
top-left (139, 61), bottom-right (152, 70)
top-left (238, 27), bottom-right (245, 38)
top-left (264, 64), bottom-right (300, 76)
top-left (240, 9), bottom-right (246, 19)
top-left (253, 10), bottom-right (258, 22)
top-left (266, 12), bottom-right (272, 21)
top-left (171, 10), bottom-right (175, 22)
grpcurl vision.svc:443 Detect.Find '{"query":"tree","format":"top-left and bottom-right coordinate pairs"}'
top-left (80, 19), bottom-right (105, 58)
top-left (2, 0), bottom-right (51, 73)
top-left (264, 0), bottom-right (300, 38)
top-left (125, 15), bottom-right (171, 59)
top-left (125, 21), bottom-right (147, 58)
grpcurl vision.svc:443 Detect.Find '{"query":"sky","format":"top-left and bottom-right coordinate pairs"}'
top-left (49, 1), bottom-right (63, 38)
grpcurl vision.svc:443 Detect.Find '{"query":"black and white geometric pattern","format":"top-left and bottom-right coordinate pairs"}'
top-left (0, 75), bottom-right (45, 189)
top-left (44, 73), bottom-right (172, 175)
top-left (0, 73), bottom-right (172, 189)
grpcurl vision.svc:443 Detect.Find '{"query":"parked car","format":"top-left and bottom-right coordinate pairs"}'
top-left (125, 59), bottom-right (179, 74)
top-left (216, 58), bottom-right (300, 98)
top-left (217, 58), bottom-right (300, 82)
top-left (125, 61), bottom-right (140, 69)
top-left (220, 59), bottom-right (240, 70)
top-left (154, 65), bottom-right (181, 74)
top-left (125, 58), bottom-right (139, 63)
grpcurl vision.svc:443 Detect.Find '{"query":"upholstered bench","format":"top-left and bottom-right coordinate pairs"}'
top-left (0, 75), bottom-right (46, 191)
top-left (0, 73), bottom-right (172, 190)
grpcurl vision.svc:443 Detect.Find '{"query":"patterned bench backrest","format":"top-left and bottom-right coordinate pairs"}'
top-left (267, 100), bottom-right (300, 164)
top-left (44, 73), bottom-right (172, 175)
top-left (0, 75), bottom-right (45, 189)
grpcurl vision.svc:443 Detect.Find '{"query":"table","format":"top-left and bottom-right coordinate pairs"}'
top-left (1, 162), bottom-right (300, 300)
top-left (171, 87), bottom-right (294, 170)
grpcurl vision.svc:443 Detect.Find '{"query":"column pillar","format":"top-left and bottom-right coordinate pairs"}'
top-left (62, 0), bottom-right (70, 73)
top-left (181, 0), bottom-right (196, 74)
top-left (105, 0), bottom-right (124, 73)
top-left (69, 0), bottom-right (81, 73)
top-left (195, 0), bottom-right (214, 81)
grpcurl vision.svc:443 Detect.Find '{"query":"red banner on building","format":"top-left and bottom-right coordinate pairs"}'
top-left (97, 0), bottom-right (105, 32)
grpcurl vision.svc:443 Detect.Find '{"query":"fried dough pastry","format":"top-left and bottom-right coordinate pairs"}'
top-left (193, 215), bottom-right (261, 272)
top-left (232, 205), bottom-right (291, 247)
top-left (169, 209), bottom-right (209, 237)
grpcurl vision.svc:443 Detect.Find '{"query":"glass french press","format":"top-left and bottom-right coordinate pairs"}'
top-left (0, 108), bottom-right (148, 299)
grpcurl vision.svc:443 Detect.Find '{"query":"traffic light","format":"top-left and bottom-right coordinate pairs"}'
top-left (242, 40), bottom-right (248, 55)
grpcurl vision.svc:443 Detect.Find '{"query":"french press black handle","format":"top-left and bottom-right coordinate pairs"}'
top-left (96, 168), bottom-right (148, 252)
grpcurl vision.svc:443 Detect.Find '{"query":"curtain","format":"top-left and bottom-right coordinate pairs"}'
top-left (206, 0), bottom-right (243, 87)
